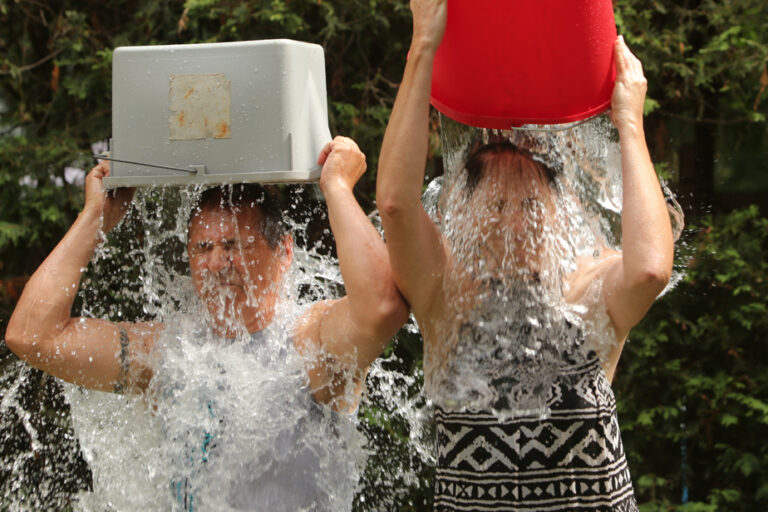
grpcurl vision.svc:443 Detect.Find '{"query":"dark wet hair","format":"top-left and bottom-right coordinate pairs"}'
top-left (464, 140), bottom-right (559, 195)
top-left (190, 183), bottom-right (286, 249)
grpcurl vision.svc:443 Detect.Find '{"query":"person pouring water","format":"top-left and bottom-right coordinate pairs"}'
top-left (5, 136), bottom-right (409, 510)
top-left (376, 1), bottom-right (674, 510)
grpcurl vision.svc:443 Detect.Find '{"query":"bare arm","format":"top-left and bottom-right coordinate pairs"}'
top-left (376, 0), bottom-right (448, 319)
top-left (4, 161), bottom-right (158, 393)
top-left (570, 37), bottom-right (674, 380)
top-left (295, 137), bottom-right (409, 410)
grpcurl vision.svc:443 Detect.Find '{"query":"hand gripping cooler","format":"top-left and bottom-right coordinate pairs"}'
top-left (103, 40), bottom-right (332, 188)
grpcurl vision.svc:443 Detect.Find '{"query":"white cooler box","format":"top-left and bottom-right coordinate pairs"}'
top-left (103, 39), bottom-right (331, 188)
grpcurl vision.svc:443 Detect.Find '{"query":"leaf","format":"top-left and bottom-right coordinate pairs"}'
top-left (644, 97), bottom-right (661, 115)
top-left (735, 453), bottom-right (761, 477)
top-left (0, 221), bottom-right (31, 247)
top-left (637, 410), bottom-right (655, 426)
top-left (756, 482), bottom-right (768, 501)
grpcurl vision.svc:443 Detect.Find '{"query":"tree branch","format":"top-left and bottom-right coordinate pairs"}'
top-left (658, 110), bottom-right (759, 124)
top-left (0, 49), bottom-right (62, 76)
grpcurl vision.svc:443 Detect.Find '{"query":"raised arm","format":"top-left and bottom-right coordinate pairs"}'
top-left (5, 161), bottom-right (159, 393)
top-left (569, 37), bottom-right (674, 379)
top-left (376, 0), bottom-right (448, 318)
top-left (295, 137), bottom-right (409, 409)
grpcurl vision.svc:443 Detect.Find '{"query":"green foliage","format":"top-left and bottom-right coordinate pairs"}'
top-left (614, 0), bottom-right (768, 197)
top-left (615, 0), bottom-right (768, 121)
top-left (1, 0), bottom-right (768, 510)
top-left (615, 206), bottom-right (768, 511)
top-left (0, 1), bottom-right (417, 277)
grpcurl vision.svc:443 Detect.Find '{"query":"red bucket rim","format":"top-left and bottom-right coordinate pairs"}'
top-left (430, 95), bottom-right (612, 129)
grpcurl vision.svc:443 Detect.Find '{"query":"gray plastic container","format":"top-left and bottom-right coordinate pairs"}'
top-left (103, 40), bottom-right (331, 189)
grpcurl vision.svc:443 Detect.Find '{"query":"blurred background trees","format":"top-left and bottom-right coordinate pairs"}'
top-left (1, 0), bottom-right (766, 510)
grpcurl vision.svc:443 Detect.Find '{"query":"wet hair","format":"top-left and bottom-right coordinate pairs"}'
top-left (464, 141), bottom-right (559, 195)
top-left (190, 184), bottom-right (287, 249)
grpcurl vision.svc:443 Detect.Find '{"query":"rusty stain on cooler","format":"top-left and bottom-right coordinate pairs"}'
top-left (215, 121), bottom-right (230, 138)
top-left (169, 74), bottom-right (231, 140)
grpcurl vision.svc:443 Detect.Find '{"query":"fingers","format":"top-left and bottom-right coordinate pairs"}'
top-left (89, 159), bottom-right (111, 179)
top-left (614, 37), bottom-right (627, 75)
top-left (317, 140), bottom-right (333, 165)
top-left (329, 135), bottom-right (359, 152)
top-left (317, 136), bottom-right (367, 192)
top-left (611, 35), bottom-right (647, 129)
top-left (85, 161), bottom-right (108, 196)
top-left (334, 136), bottom-right (366, 172)
top-left (86, 160), bottom-right (110, 198)
top-left (317, 136), bottom-right (364, 165)
top-left (615, 36), bottom-right (645, 81)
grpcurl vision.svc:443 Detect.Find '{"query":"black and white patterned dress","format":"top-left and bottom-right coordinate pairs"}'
top-left (434, 354), bottom-right (638, 511)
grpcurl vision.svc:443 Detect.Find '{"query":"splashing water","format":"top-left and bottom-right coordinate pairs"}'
top-left (0, 115), bottom-right (685, 509)
top-left (0, 180), bottom-right (436, 511)
top-left (3, 184), bottom-right (378, 511)
top-left (69, 313), bottom-right (364, 511)
top-left (422, 114), bottom-right (684, 420)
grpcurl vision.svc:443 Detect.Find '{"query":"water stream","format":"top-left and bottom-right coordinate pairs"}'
top-left (0, 113), bottom-right (684, 510)
top-left (425, 114), bottom-right (684, 419)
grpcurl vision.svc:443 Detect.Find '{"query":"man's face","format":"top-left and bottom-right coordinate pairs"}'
top-left (187, 204), bottom-right (291, 335)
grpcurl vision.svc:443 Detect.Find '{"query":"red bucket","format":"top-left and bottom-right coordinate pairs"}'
top-left (430, 0), bottom-right (617, 128)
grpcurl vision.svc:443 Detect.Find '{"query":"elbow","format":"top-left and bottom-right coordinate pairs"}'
top-left (625, 241), bottom-right (674, 297)
top-left (649, 247), bottom-right (674, 291)
top-left (376, 181), bottom-right (414, 222)
top-left (376, 175), bottom-right (424, 225)
top-left (377, 193), bottom-right (403, 221)
top-left (370, 291), bottom-right (411, 340)
top-left (646, 268), bottom-right (671, 296)
top-left (632, 264), bottom-right (672, 297)
top-left (5, 312), bottom-right (59, 364)
top-left (5, 320), bottom-right (32, 361)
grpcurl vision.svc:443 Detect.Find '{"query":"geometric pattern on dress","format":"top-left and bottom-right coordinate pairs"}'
top-left (571, 366), bottom-right (616, 410)
top-left (438, 412), bottom-right (623, 472)
top-left (434, 462), bottom-right (638, 512)
top-left (435, 357), bottom-right (638, 512)
top-left (517, 421), bottom-right (586, 461)
top-left (449, 432), bottom-right (521, 472)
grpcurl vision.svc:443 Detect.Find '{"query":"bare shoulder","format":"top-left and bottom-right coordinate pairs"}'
top-left (291, 298), bottom-right (360, 410)
top-left (565, 250), bottom-right (627, 382)
top-left (291, 299), bottom-right (339, 355)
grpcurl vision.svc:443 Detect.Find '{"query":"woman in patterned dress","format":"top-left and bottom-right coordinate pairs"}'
top-left (376, 1), bottom-right (674, 510)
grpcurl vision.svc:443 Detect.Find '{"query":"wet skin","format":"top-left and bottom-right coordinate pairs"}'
top-left (377, 0), bottom-right (674, 385)
top-left (187, 205), bottom-right (292, 338)
top-left (465, 151), bottom-right (557, 272)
